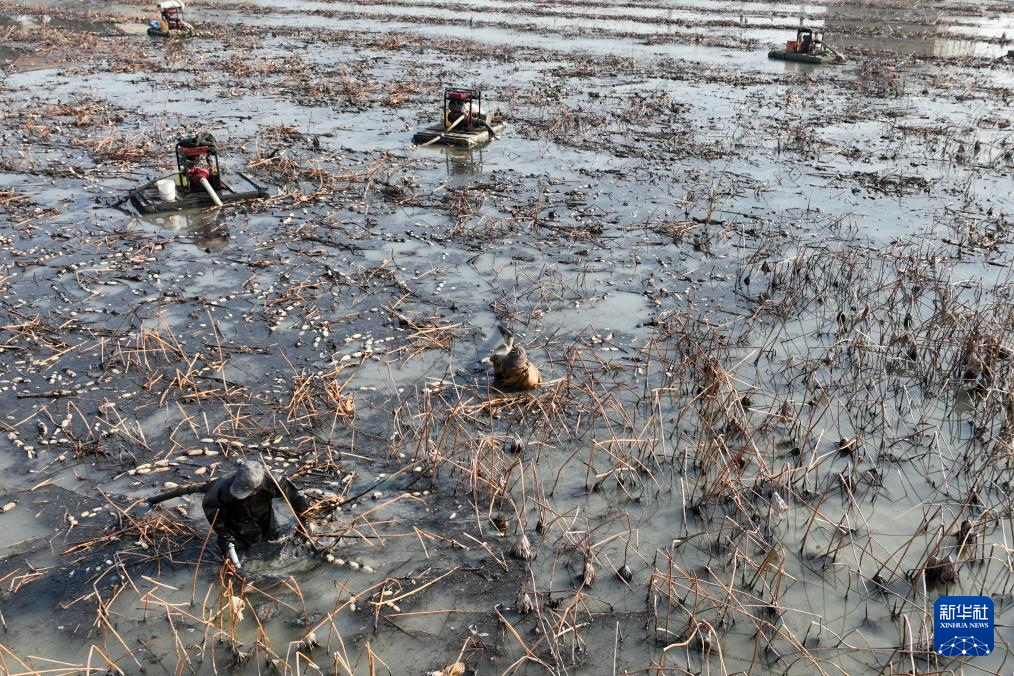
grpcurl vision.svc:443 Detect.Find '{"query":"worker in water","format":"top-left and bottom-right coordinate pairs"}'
top-left (202, 461), bottom-right (310, 564)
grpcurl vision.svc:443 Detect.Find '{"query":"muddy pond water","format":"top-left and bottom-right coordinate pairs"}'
top-left (1, 0), bottom-right (1014, 674)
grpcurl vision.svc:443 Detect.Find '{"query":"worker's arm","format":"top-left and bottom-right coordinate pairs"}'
top-left (205, 508), bottom-right (235, 553)
top-left (202, 484), bottom-right (235, 554)
top-left (277, 477), bottom-right (310, 529)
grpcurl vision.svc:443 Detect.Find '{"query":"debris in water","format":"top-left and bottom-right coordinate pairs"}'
top-left (581, 557), bottom-right (596, 587)
top-left (509, 531), bottom-right (535, 561)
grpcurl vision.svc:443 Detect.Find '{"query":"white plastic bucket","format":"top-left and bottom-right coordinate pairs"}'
top-left (156, 178), bottom-right (177, 202)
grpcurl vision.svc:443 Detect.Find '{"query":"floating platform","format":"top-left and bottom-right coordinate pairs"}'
top-left (768, 50), bottom-right (839, 64)
top-left (412, 121), bottom-right (507, 148)
top-left (147, 27), bottom-right (192, 38)
top-left (130, 173), bottom-right (267, 214)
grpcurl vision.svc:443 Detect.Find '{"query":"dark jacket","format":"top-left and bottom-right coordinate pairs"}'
top-left (202, 474), bottom-right (309, 553)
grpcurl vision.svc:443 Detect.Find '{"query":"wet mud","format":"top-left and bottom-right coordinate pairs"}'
top-left (0, 0), bottom-right (1013, 673)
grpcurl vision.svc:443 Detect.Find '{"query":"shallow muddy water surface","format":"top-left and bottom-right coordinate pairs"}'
top-left (0, 0), bottom-right (1014, 674)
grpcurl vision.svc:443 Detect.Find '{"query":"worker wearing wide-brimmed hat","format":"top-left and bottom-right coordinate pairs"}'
top-left (202, 461), bottom-right (310, 557)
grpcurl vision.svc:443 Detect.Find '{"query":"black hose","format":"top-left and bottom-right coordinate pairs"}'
top-left (146, 480), bottom-right (211, 506)
top-left (475, 118), bottom-right (499, 138)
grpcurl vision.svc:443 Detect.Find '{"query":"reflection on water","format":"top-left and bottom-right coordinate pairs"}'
top-left (218, 0), bottom-right (1011, 61)
top-left (824, 0), bottom-right (1013, 58)
top-left (833, 33), bottom-right (1007, 59)
top-left (141, 209), bottom-right (231, 250)
top-left (2, 0), bottom-right (1014, 673)
top-left (443, 145), bottom-right (485, 176)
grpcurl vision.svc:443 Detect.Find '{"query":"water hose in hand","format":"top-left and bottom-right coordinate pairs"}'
top-left (146, 480), bottom-right (211, 506)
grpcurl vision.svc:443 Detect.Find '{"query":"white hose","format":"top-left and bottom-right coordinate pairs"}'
top-left (420, 115), bottom-right (465, 148)
top-left (199, 176), bottom-right (224, 207)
